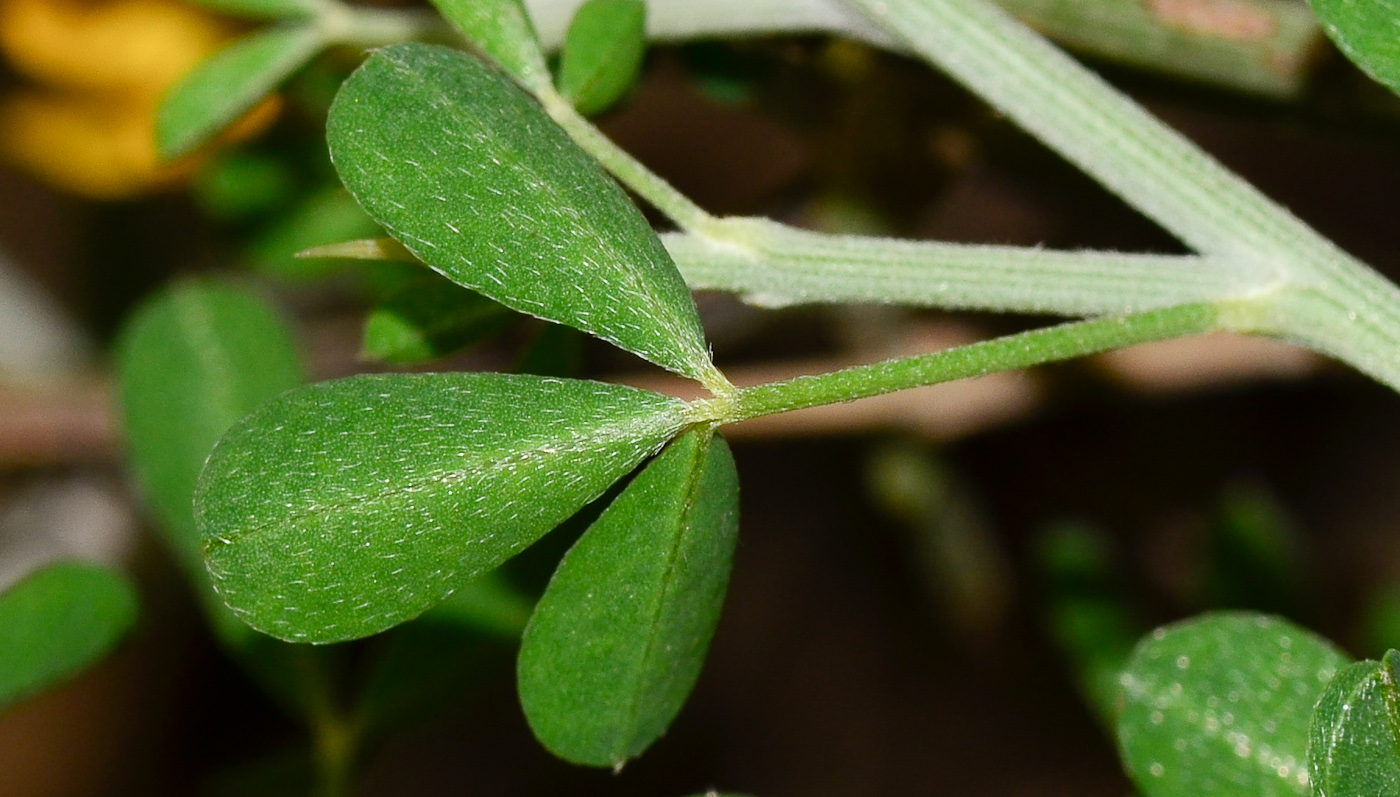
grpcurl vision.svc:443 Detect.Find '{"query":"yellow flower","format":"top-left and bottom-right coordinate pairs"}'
top-left (0, 0), bottom-right (279, 198)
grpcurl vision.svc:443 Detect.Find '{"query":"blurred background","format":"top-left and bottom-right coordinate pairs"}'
top-left (5, 0), bottom-right (1400, 792)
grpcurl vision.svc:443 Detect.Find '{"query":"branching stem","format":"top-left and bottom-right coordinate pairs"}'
top-left (303, 0), bottom-right (1400, 395)
top-left (844, 0), bottom-right (1400, 392)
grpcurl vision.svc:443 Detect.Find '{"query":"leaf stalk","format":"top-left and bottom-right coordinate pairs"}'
top-left (685, 301), bottom-right (1221, 425)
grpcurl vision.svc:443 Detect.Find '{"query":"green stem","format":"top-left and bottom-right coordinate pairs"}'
top-left (666, 218), bottom-right (1257, 314)
top-left (537, 88), bottom-right (719, 232)
top-left (688, 301), bottom-right (1220, 423)
top-left (534, 98), bottom-right (1265, 320)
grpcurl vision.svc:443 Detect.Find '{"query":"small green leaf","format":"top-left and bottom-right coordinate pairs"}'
top-left (158, 25), bottom-right (324, 160)
top-left (519, 428), bottom-right (739, 767)
top-left (1308, 651), bottom-right (1400, 797)
top-left (196, 372), bottom-right (690, 643)
top-left (363, 274), bottom-right (517, 363)
top-left (425, 0), bottom-right (550, 93)
top-left (0, 562), bottom-right (138, 710)
top-left (116, 280), bottom-right (305, 577)
top-left (184, 0), bottom-right (321, 20)
top-left (559, 0), bottom-right (647, 116)
top-left (1308, 0), bottom-right (1400, 97)
top-left (327, 44), bottom-right (718, 385)
top-left (1117, 612), bottom-right (1348, 797)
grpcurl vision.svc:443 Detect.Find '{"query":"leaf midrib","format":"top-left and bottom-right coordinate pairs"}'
top-left (615, 429), bottom-right (714, 762)
top-left (203, 405), bottom-right (684, 550)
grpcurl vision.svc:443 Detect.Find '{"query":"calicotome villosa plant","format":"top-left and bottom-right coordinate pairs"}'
top-left (9, 0), bottom-right (1397, 793)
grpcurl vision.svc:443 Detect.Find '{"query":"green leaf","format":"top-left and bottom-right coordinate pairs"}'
top-left (363, 274), bottom-right (517, 363)
top-left (158, 25), bottom-right (324, 160)
top-left (559, 0), bottom-right (647, 116)
top-left (1116, 612), bottom-right (1349, 797)
top-left (327, 44), bottom-right (718, 385)
top-left (115, 280), bottom-right (305, 577)
top-left (425, 0), bottom-right (550, 92)
top-left (518, 428), bottom-right (739, 767)
top-left (114, 283), bottom-right (344, 718)
top-left (1308, 651), bottom-right (1400, 797)
top-left (1308, 0), bottom-right (1400, 97)
top-left (196, 372), bottom-right (690, 643)
top-left (183, 0), bottom-right (321, 21)
top-left (0, 562), bottom-right (138, 710)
